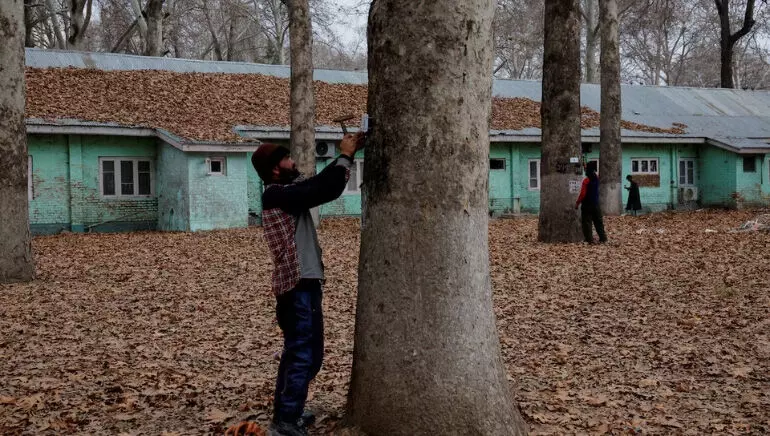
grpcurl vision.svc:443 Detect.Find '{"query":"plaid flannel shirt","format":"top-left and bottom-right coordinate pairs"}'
top-left (262, 205), bottom-right (301, 296)
top-left (261, 159), bottom-right (351, 296)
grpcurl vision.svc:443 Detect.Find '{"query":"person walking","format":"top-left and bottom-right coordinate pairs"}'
top-left (251, 132), bottom-right (364, 436)
top-left (625, 175), bottom-right (642, 216)
top-left (575, 166), bottom-right (608, 244)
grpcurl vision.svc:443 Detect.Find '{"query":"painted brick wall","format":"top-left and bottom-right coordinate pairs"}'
top-left (516, 143), bottom-right (543, 213)
top-left (246, 152), bottom-right (264, 224)
top-left (28, 134), bottom-right (71, 233)
top-left (700, 146), bottom-right (737, 208)
top-left (77, 135), bottom-right (158, 231)
top-left (621, 143), bottom-right (674, 212)
top-left (489, 143), bottom-right (513, 214)
top-left (734, 154), bottom-right (770, 207)
top-left (157, 143), bottom-right (190, 231)
top-left (188, 152), bottom-right (249, 231)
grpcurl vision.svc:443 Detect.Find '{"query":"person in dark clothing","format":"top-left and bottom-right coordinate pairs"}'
top-left (625, 175), bottom-right (642, 216)
top-left (575, 166), bottom-right (608, 244)
top-left (251, 133), bottom-right (363, 436)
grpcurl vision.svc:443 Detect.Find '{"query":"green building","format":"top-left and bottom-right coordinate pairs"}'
top-left (24, 49), bottom-right (770, 234)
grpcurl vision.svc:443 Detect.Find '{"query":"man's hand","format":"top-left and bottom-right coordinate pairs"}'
top-left (339, 132), bottom-right (364, 158)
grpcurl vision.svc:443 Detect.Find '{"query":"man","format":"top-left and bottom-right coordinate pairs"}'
top-left (575, 165), bottom-right (608, 244)
top-left (252, 133), bottom-right (363, 436)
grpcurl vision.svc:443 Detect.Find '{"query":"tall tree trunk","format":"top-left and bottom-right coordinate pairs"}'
top-left (24, 0), bottom-right (35, 47)
top-left (67, 0), bottom-right (92, 50)
top-left (0, 0), bottom-right (35, 283)
top-left (129, 0), bottom-right (149, 41)
top-left (584, 0), bottom-right (600, 83)
top-left (144, 0), bottom-right (163, 56)
top-left (44, 0), bottom-right (65, 48)
top-left (539, 0), bottom-right (583, 243)
top-left (347, 1), bottom-right (527, 434)
top-left (285, 0), bottom-right (317, 223)
top-left (599, 0), bottom-right (622, 215)
top-left (715, 0), bottom-right (757, 88)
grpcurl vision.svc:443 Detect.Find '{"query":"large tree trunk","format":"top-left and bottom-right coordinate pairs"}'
top-left (0, 0), bottom-right (35, 283)
top-left (346, 1), bottom-right (527, 435)
top-left (144, 0), bottom-right (163, 56)
top-left (43, 0), bottom-right (65, 48)
top-left (584, 0), bottom-right (600, 83)
top-left (67, 0), bottom-right (92, 50)
top-left (286, 0), bottom-right (317, 223)
top-left (715, 0), bottom-right (757, 89)
top-left (599, 0), bottom-right (622, 215)
top-left (539, 0), bottom-right (584, 243)
top-left (129, 0), bottom-right (149, 42)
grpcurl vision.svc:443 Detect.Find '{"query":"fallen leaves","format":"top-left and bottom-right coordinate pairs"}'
top-left (25, 67), bottom-right (687, 143)
top-left (0, 209), bottom-right (768, 434)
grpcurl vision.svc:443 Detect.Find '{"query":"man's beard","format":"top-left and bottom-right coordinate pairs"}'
top-left (277, 167), bottom-right (301, 184)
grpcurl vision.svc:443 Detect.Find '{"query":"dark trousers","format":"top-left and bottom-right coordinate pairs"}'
top-left (273, 279), bottom-right (324, 423)
top-left (581, 203), bottom-right (607, 243)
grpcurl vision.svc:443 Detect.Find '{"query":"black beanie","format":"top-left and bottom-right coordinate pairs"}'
top-left (252, 143), bottom-right (290, 183)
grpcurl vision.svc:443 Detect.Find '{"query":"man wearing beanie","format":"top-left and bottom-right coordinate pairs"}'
top-left (253, 132), bottom-right (363, 436)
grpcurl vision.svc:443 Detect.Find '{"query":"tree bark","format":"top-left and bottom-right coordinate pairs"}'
top-left (285, 0), bottom-right (317, 223)
top-left (43, 0), bottom-right (65, 48)
top-left (584, 0), bottom-right (600, 83)
top-left (539, 0), bottom-right (584, 243)
top-left (0, 0), bottom-right (35, 283)
top-left (144, 0), bottom-right (163, 56)
top-left (346, 1), bottom-right (527, 434)
top-left (599, 0), bottom-right (622, 215)
top-left (67, 0), bottom-right (92, 50)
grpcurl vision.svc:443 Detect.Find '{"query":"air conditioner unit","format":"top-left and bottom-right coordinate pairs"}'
top-left (678, 186), bottom-right (699, 203)
top-left (315, 141), bottom-right (336, 158)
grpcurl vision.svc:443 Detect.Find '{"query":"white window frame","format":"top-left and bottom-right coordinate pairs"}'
top-left (631, 158), bottom-right (659, 175)
top-left (28, 155), bottom-right (33, 201)
top-left (99, 157), bottom-right (155, 198)
top-left (679, 158), bottom-right (696, 186)
top-left (208, 157), bottom-right (226, 176)
top-left (344, 159), bottom-right (364, 194)
top-left (528, 159), bottom-right (541, 191)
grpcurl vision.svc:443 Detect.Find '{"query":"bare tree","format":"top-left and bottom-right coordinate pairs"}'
top-left (714, 0), bottom-right (765, 88)
top-left (68, 0), bottom-right (93, 49)
top-left (539, 0), bottom-right (584, 243)
top-left (599, 0), bottom-right (622, 215)
top-left (145, 0), bottom-right (164, 56)
top-left (347, 0), bottom-right (527, 434)
top-left (282, 0), bottom-right (317, 222)
top-left (44, 0), bottom-right (66, 48)
top-left (494, 0), bottom-right (544, 79)
top-left (1, 0), bottom-right (35, 283)
top-left (583, 0), bottom-right (600, 83)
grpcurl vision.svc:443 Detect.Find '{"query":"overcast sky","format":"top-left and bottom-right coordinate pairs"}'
top-left (328, 0), bottom-right (368, 47)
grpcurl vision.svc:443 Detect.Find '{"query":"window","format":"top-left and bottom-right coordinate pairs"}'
top-left (631, 158), bottom-right (659, 174)
top-left (344, 159), bottom-right (364, 194)
top-left (100, 158), bottom-right (154, 197)
top-left (587, 158), bottom-right (599, 175)
top-left (490, 158), bottom-right (506, 170)
top-left (679, 159), bottom-right (696, 185)
top-left (208, 157), bottom-right (226, 175)
top-left (528, 159), bottom-right (540, 190)
top-left (28, 155), bottom-right (33, 201)
top-left (743, 156), bottom-right (756, 173)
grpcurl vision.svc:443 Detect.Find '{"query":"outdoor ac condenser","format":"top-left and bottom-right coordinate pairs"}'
top-left (678, 186), bottom-right (699, 203)
top-left (315, 141), bottom-right (337, 158)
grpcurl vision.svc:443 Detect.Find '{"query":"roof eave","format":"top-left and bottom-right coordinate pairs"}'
top-left (25, 118), bottom-right (260, 152)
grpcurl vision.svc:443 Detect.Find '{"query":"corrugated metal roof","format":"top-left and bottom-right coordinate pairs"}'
top-left (25, 48), bottom-right (368, 84)
top-left (24, 48), bottom-right (770, 151)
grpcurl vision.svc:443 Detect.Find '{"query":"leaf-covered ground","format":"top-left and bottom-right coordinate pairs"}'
top-left (1, 210), bottom-right (768, 435)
